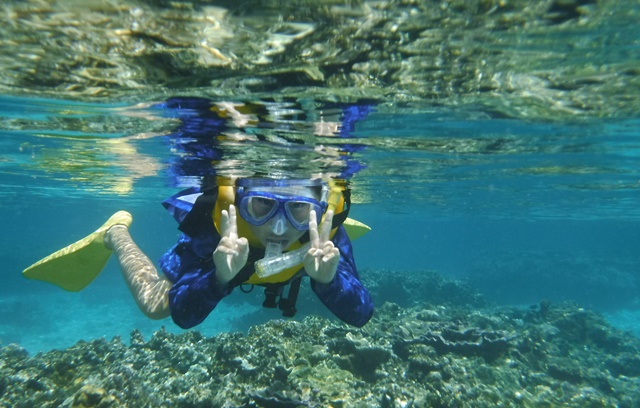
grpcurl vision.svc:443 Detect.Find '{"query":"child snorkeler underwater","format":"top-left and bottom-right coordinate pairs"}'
top-left (23, 99), bottom-right (375, 329)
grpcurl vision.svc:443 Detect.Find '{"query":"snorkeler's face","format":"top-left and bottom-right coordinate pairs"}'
top-left (245, 186), bottom-right (321, 249)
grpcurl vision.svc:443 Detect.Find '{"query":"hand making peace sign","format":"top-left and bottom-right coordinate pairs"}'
top-left (304, 209), bottom-right (340, 284)
top-left (213, 205), bottom-right (249, 285)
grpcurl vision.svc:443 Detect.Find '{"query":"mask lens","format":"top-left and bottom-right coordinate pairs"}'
top-left (285, 201), bottom-right (313, 226)
top-left (245, 196), bottom-right (278, 224)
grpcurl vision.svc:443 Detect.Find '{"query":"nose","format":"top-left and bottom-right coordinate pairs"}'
top-left (271, 211), bottom-right (288, 236)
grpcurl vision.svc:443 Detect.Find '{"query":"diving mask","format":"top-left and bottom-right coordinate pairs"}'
top-left (237, 191), bottom-right (327, 231)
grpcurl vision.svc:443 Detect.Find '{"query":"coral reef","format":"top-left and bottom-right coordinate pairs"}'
top-left (1, 300), bottom-right (639, 407)
top-left (219, 268), bottom-right (485, 334)
top-left (362, 269), bottom-right (486, 309)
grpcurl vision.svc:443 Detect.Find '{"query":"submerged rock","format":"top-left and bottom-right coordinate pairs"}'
top-left (1, 301), bottom-right (639, 406)
top-left (71, 384), bottom-right (118, 408)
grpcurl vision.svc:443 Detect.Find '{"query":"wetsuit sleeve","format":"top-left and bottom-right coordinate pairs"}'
top-left (310, 226), bottom-right (374, 327)
top-left (159, 233), bottom-right (232, 329)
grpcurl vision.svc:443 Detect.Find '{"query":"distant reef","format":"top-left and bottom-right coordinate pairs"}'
top-left (2, 299), bottom-right (639, 407)
top-left (464, 249), bottom-right (640, 311)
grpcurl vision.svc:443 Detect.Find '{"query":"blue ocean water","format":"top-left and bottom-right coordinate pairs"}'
top-left (1, 95), bottom-right (638, 354)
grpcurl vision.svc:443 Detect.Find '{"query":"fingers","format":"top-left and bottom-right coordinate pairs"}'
top-left (308, 241), bottom-right (338, 260)
top-left (228, 204), bottom-right (238, 241)
top-left (310, 209), bottom-right (335, 250)
top-left (217, 237), bottom-right (238, 255)
top-left (309, 209), bottom-right (320, 248)
top-left (321, 241), bottom-right (338, 259)
top-left (220, 209), bottom-right (230, 238)
top-left (214, 230), bottom-right (249, 284)
top-left (216, 237), bottom-right (238, 254)
top-left (220, 205), bottom-right (239, 240)
top-left (323, 248), bottom-right (340, 264)
top-left (236, 237), bottom-right (249, 257)
top-left (319, 209), bottom-right (334, 244)
top-left (304, 241), bottom-right (339, 284)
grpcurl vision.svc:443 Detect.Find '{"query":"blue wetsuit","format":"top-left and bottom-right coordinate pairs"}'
top-left (158, 187), bottom-right (374, 329)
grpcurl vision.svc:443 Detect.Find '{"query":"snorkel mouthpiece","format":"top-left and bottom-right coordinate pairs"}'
top-left (264, 240), bottom-right (284, 259)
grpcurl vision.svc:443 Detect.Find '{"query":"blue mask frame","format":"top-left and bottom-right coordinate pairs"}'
top-left (237, 191), bottom-right (327, 231)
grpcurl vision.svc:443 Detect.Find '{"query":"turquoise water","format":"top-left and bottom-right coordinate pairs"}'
top-left (1, 95), bottom-right (638, 353)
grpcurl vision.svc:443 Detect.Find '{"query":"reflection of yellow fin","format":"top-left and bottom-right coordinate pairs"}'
top-left (344, 217), bottom-right (371, 240)
top-left (23, 211), bottom-right (132, 292)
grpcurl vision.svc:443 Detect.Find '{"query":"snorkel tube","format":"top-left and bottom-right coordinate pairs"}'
top-left (255, 243), bottom-right (311, 278)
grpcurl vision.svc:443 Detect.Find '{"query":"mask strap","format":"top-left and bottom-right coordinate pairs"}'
top-left (331, 188), bottom-right (351, 229)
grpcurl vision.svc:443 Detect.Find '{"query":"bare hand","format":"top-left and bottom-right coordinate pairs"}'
top-left (304, 209), bottom-right (340, 284)
top-left (213, 205), bottom-right (249, 284)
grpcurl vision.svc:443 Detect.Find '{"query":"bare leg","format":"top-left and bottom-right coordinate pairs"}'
top-left (105, 225), bottom-right (172, 320)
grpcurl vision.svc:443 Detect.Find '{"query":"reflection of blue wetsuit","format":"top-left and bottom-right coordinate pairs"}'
top-left (154, 97), bottom-right (374, 186)
top-left (158, 187), bottom-right (374, 329)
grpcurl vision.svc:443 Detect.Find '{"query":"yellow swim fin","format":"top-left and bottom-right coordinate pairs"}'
top-left (343, 217), bottom-right (371, 240)
top-left (23, 211), bottom-right (132, 292)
